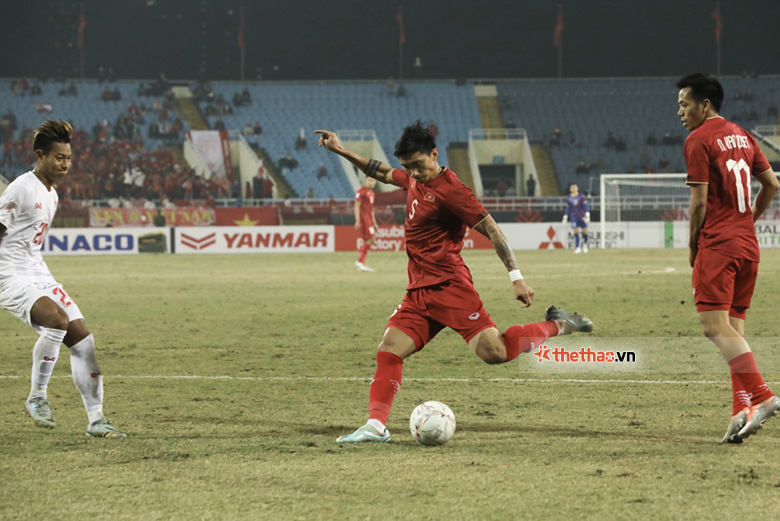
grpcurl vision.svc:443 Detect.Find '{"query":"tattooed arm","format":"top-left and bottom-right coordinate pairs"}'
top-left (473, 215), bottom-right (534, 307)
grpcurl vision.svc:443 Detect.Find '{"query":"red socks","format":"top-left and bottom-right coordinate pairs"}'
top-left (728, 352), bottom-right (774, 415)
top-left (368, 351), bottom-right (403, 424)
top-left (502, 321), bottom-right (559, 362)
top-left (358, 243), bottom-right (370, 264)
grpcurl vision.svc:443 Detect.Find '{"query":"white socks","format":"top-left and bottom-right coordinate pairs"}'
top-left (69, 334), bottom-right (104, 423)
top-left (367, 419), bottom-right (386, 433)
top-left (28, 328), bottom-right (66, 401)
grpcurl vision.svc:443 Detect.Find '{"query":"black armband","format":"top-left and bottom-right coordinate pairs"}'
top-left (364, 159), bottom-right (381, 179)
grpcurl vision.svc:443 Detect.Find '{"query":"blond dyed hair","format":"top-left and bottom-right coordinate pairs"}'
top-left (33, 119), bottom-right (73, 155)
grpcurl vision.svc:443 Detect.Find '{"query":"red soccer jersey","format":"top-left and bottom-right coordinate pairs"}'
top-left (392, 167), bottom-right (489, 290)
top-left (355, 186), bottom-right (375, 228)
top-left (684, 117), bottom-right (771, 262)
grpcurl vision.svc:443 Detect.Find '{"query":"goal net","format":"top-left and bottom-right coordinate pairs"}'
top-left (599, 173), bottom-right (780, 249)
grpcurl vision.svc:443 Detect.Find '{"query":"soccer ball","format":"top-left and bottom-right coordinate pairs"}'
top-left (409, 401), bottom-right (456, 446)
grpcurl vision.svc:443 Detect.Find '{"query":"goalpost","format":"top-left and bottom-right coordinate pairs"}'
top-left (600, 172), bottom-right (780, 249)
top-left (599, 173), bottom-right (689, 249)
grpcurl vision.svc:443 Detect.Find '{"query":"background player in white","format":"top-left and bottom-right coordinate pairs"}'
top-left (562, 183), bottom-right (590, 253)
top-left (0, 120), bottom-right (126, 438)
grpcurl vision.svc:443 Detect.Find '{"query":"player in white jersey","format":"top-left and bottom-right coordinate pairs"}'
top-left (0, 120), bottom-right (126, 437)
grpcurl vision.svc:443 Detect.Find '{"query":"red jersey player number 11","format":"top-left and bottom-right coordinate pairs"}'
top-left (677, 73), bottom-right (780, 444)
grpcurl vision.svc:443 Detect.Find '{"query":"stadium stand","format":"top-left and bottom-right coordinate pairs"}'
top-left (196, 81), bottom-right (482, 198)
top-left (496, 76), bottom-right (780, 194)
top-left (2, 77), bottom-right (777, 201)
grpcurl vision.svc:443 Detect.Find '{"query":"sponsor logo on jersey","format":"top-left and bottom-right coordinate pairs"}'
top-left (35, 203), bottom-right (42, 209)
top-left (469, 312), bottom-right (480, 320)
top-left (5, 202), bottom-right (16, 210)
top-left (424, 192), bottom-right (436, 203)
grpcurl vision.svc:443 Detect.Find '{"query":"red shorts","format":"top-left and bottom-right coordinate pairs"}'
top-left (360, 222), bottom-right (376, 241)
top-left (692, 248), bottom-right (758, 320)
top-left (386, 277), bottom-right (496, 350)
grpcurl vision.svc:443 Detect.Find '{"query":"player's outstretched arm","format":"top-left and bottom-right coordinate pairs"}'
top-left (473, 215), bottom-right (534, 307)
top-left (315, 130), bottom-right (400, 186)
top-left (752, 169), bottom-right (779, 223)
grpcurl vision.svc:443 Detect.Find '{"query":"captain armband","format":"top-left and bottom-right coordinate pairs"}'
top-left (364, 159), bottom-right (381, 179)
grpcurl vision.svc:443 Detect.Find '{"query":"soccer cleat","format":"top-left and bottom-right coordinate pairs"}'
top-left (736, 395), bottom-right (780, 441)
top-left (582, 243), bottom-right (589, 253)
top-left (545, 305), bottom-right (594, 334)
top-left (722, 408), bottom-right (749, 444)
top-left (355, 262), bottom-right (375, 272)
top-left (574, 246), bottom-right (582, 254)
top-left (86, 418), bottom-right (127, 438)
top-left (336, 423), bottom-right (391, 443)
top-left (25, 397), bottom-right (55, 428)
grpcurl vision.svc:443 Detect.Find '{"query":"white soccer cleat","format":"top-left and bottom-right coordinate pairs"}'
top-left (25, 397), bottom-right (56, 428)
top-left (574, 246), bottom-right (582, 254)
top-left (355, 262), bottom-right (375, 272)
top-left (582, 243), bottom-right (589, 253)
top-left (337, 423), bottom-right (391, 443)
top-left (86, 418), bottom-right (127, 438)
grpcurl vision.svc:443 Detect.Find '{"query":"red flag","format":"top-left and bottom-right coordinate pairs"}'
top-left (553, 8), bottom-right (564, 48)
top-left (396, 9), bottom-right (405, 45)
top-left (77, 13), bottom-right (86, 49)
top-left (712, 5), bottom-right (722, 42)
top-left (237, 10), bottom-right (245, 49)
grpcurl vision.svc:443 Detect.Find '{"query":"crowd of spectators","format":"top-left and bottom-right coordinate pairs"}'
top-left (53, 128), bottom-right (228, 204)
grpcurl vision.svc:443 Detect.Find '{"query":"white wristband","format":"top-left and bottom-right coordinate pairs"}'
top-left (508, 269), bottom-right (524, 282)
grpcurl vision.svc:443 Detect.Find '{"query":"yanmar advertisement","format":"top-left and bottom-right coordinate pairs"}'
top-left (39, 221), bottom-right (780, 256)
top-left (175, 226), bottom-right (334, 254)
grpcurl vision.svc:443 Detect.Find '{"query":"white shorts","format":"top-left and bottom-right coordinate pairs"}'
top-left (0, 274), bottom-right (84, 333)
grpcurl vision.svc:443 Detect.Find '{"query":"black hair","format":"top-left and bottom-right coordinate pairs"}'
top-left (33, 119), bottom-right (73, 155)
top-left (394, 120), bottom-right (436, 158)
top-left (675, 73), bottom-right (724, 112)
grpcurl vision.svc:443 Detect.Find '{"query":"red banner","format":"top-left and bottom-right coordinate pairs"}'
top-left (77, 13), bottom-right (86, 49)
top-left (396, 9), bottom-right (405, 45)
top-left (334, 225), bottom-right (493, 252)
top-left (219, 130), bottom-right (234, 182)
top-left (90, 207), bottom-right (216, 227)
top-left (215, 207), bottom-right (279, 226)
top-left (237, 10), bottom-right (245, 49)
top-left (553, 8), bottom-right (564, 48)
top-left (712, 5), bottom-right (722, 42)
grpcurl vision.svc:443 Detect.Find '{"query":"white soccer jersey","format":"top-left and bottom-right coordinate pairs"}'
top-left (0, 171), bottom-right (58, 282)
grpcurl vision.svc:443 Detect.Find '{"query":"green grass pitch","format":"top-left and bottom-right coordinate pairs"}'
top-left (1, 249), bottom-right (780, 520)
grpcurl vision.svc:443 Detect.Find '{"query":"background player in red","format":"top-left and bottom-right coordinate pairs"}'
top-left (677, 73), bottom-right (780, 443)
top-left (354, 176), bottom-right (379, 272)
top-left (316, 122), bottom-right (593, 443)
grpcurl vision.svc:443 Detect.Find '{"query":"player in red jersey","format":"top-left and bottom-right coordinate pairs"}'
top-left (354, 177), bottom-right (379, 272)
top-left (677, 73), bottom-right (780, 443)
top-left (316, 122), bottom-right (593, 443)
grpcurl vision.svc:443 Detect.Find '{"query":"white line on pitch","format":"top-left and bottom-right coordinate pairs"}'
top-left (529, 266), bottom-right (679, 279)
top-left (0, 374), bottom-right (744, 385)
